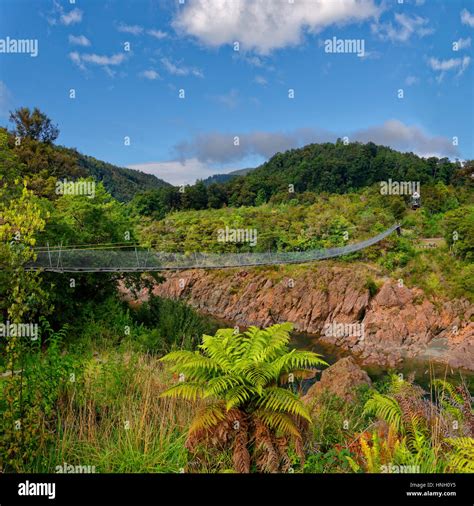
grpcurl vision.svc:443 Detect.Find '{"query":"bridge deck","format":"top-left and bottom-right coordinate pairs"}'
top-left (22, 224), bottom-right (401, 273)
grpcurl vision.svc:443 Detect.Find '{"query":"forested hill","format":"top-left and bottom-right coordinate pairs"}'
top-left (73, 150), bottom-right (170, 202)
top-left (1, 124), bottom-right (170, 202)
top-left (221, 141), bottom-right (465, 206)
top-left (129, 140), bottom-right (471, 218)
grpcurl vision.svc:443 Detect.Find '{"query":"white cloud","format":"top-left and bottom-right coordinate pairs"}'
top-left (116, 24), bottom-right (167, 38)
top-left (428, 56), bottom-right (470, 80)
top-left (405, 75), bottom-right (419, 85)
top-left (175, 128), bottom-right (331, 163)
top-left (127, 158), bottom-right (215, 185)
top-left (213, 89), bottom-right (239, 109)
top-left (358, 50), bottom-right (382, 60)
top-left (372, 13), bottom-right (433, 42)
top-left (454, 37), bottom-right (471, 50)
top-left (81, 53), bottom-right (126, 66)
top-left (461, 8), bottom-right (474, 27)
top-left (173, 0), bottom-right (381, 54)
top-left (140, 69), bottom-right (160, 80)
top-left (174, 121), bottom-right (458, 164)
top-left (161, 57), bottom-right (203, 77)
top-left (68, 34), bottom-right (91, 47)
top-left (240, 55), bottom-right (274, 69)
top-left (117, 23), bottom-right (143, 35)
top-left (68, 51), bottom-right (85, 70)
top-left (60, 8), bottom-right (83, 26)
top-left (0, 81), bottom-right (13, 118)
top-left (254, 75), bottom-right (268, 85)
top-left (352, 120), bottom-right (458, 158)
top-left (69, 51), bottom-right (127, 74)
top-left (147, 29), bottom-right (167, 39)
top-left (46, 2), bottom-right (83, 26)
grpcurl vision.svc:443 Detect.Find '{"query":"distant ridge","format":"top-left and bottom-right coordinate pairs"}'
top-left (74, 151), bottom-right (171, 202)
top-left (201, 167), bottom-right (254, 186)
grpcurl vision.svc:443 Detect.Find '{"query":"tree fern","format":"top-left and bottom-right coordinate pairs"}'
top-left (159, 323), bottom-right (324, 472)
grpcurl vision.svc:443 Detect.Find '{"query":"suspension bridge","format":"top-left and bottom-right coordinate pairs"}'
top-left (21, 223), bottom-right (401, 273)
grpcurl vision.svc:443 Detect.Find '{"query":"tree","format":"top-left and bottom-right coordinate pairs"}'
top-left (443, 206), bottom-right (474, 261)
top-left (0, 128), bottom-right (22, 186)
top-left (255, 188), bottom-right (267, 206)
top-left (160, 323), bottom-right (327, 472)
top-left (0, 183), bottom-right (52, 470)
top-left (36, 182), bottom-right (155, 326)
top-left (9, 107), bottom-right (59, 144)
top-left (180, 181), bottom-right (208, 210)
top-left (207, 183), bottom-right (227, 209)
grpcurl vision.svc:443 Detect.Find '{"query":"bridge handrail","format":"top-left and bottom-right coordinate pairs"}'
top-left (23, 223), bottom-right (401, 272)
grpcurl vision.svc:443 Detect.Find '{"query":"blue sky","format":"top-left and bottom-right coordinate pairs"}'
top-left (0, 0), bottom-right (473, 184)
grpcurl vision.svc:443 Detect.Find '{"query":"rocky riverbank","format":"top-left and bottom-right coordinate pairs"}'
top-left (128, 263), bottom-right (474, 372)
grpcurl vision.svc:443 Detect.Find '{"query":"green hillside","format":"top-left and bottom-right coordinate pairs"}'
top-left (130, 140), bottom-right (471, 217)
top-left (1, 121), bottom-right (170, 202)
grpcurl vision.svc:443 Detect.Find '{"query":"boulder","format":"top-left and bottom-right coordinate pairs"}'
top-left (303, 356), bottom-right (372, 403)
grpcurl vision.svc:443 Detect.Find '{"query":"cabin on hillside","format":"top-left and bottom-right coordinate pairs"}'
top-left (411, 191), bottom-right (421, 210)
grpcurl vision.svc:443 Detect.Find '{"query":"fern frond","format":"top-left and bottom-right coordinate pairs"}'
top-left (188, 402), bottom-right (227, 435)
top-left (242, 326), bottom-right (270, 362)
top-left (239, 362), bottom-right (275, 389)
top-left (345, 455), bottom-right (361, 473)
top-left (270, 350), bottom-right (327, 379)
top-left (258, 387), bottom-right (311, 421)
top-left (257, 323), bottom-right (293, 361)
top-left (254, 410), bottom-right (301, 438)
top-left (445, 437), bottom-right (474, 473)
top-left (433, 379), bottom-right (464, 405)
top-left (225, 385), bottom-right (257, 410)
top-left (159, 382), bottom-right (205, 402)
top-left (233, 429), bottom-right (250, 473)
top-left (203, 374), bottom-right (243, 398)
top-left (364, 393), bottom-right (403, 432)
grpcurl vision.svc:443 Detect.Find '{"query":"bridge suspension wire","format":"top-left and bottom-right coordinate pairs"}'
top-left (23, 224), bottom-right (401, 273)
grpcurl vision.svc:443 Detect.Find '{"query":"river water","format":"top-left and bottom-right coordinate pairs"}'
top-left (207, 313), bottom-right (472, 390)
top-left (291, 331), bottom-right (474, 391)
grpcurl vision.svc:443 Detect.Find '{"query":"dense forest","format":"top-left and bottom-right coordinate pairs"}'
top-left (130, 139), bottom-right (472, 220)
top-left (0, 109), bottom-right (473, 474)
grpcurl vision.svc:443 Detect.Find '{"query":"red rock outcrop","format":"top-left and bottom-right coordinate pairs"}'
top-left (127, 264), bottom-right (474, 372)
top-left (302, 356), bottom-right (372, 404)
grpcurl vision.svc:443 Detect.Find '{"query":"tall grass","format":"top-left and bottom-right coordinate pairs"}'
top-left (44, 351), bottom-right (193, 473)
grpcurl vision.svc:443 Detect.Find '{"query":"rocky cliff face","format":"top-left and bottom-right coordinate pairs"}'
top-left (137, 264), bottom-right (473, 371)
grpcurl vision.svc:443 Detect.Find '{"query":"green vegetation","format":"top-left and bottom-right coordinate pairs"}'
top-left (0, 108), bottom-right (472, 474)
top-left (129, 140), bottom-right (472, 215)
top-left (1, 313), bottom-right (472, 474)
top-left (159, 323), bottom-right (327, 472)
